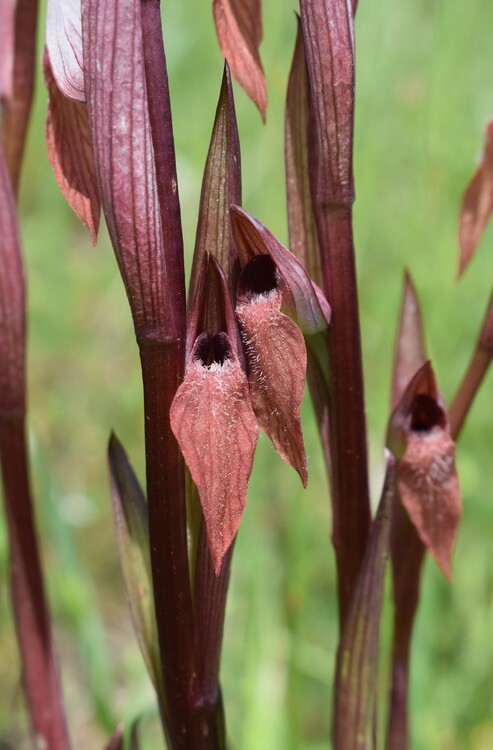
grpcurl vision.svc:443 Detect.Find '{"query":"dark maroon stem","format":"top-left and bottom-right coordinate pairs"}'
top-left (449, 346), bottom-right (492, 439)
top-left (192, 525), bottom-right (231, 750)
top-left (138, 343), bottom-right (196, 748)
top-left (315, 206), bottom-right (371, 625)
top-left (386, 499), bottom-right (425, 750)
top-left (0, 418), bottom-right (70, 750)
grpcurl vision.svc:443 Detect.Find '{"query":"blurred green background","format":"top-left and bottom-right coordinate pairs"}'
top-left (1, 0), bottom-right (493, 747)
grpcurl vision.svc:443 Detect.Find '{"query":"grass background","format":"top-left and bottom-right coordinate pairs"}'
top-left (1, 0), bottom-right (493, 747)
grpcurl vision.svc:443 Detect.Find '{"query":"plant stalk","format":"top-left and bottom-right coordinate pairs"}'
top-left (0, 418), bottom-right (70, 750)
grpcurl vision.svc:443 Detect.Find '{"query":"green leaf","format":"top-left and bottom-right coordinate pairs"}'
top-left (333, 456), bottom-right (395, 750)
top-left (108, 433), bottom-right (165, 709)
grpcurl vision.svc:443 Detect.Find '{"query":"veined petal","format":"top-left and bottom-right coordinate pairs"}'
top-left (46, 0), bottom-right (85, 102)
top-left (458, 120), bottom-right (493, 277)
top-left (44, 50), bottom-right (100, 244)
top-left (170, 333), bottom-right (258, 574)
top-left (231, 205), bottom-right (330, 334)
top-left (236, 287), bottom-right (308, 485)
top-left (213, 0), bottom-right (267, 121)
top-left (388, 362), bottom-right (461, 580)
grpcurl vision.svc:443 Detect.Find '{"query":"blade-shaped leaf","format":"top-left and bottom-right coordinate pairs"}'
top-left (458, 121), bottom-right (493, 277)
top-left (333, 455), bottom-right (395, 750)
top-left (108, 434), bottom-right (164, 704)
top-left (44, 49), bottom-right (100, 245)
top-left (103, 725), bottom-right (124, 750)
top-left (230, 205), bottom-right (330, 334)
top-left (46, 0), bottom-right (85, 102)
top-left (299, 0), bottom-right (355, 207)
top-left (170, 333), bottom-right (258, 574)
top-left (236, 286), bottom-right (308, 485)
top-left (213, 0), bottom-right (267, 121)
top-left (82, 0), bottom-right (179, 343)
top-left (285, 19), bottom-right (322, 289)
top-left (189, 64), bottom-right (241, 303)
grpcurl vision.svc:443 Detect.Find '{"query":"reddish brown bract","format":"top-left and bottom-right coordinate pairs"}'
top-left (213, 0), bottom-right (267, 121)
top-left (44, 50), bottom-right (100, 245)
top-left (458, 120), bottom-right (493, 277)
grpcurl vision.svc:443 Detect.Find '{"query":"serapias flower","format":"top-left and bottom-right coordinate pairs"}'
top-left (171, 208), bottom-right (331, 574)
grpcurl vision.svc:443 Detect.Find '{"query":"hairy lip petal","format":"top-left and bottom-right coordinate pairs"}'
top-left (213, 0), bottom-right (267, 121)
top-left (46, 0), bottom-right (85, 102)
top-left (398, 431), bottom-right (461, 580)
top-left (236, 289), bottom-right (308, 485)
top-left (231, 205), bottom-right (330, 333)
top-left (458, 120), bottom-right (493, 277)
top-left (170, 343), bottom-right (258, 574)
top-left (388, 362), bottom-right (461, 580)
top-left (44, 50), bottom-right (100, 244)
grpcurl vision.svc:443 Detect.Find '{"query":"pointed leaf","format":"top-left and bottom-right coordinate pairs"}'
top-left (46, 0), bottom-right (85, 102)
top-left (334, 455), bottom-right (395, 750)
top-left (44, 50), bottom-right (100, 245)
top-left (213, 0), bottom-right (267, 121)
top-left (108, 434), bottom-right (164, 703)
top-left (170, 333), bottom-right (258, 574)
top-left (391, 271), bottom-right (426, 409)
top-left (190, 64), bottom-right (241, 303)
top-left (236, 287), bottom-right (308, 484)
top-left (0, 146), bottom-right (25, 417)
top-left (299, 0), bottom-right (355, 207)
top-left (388, 363), bottom-right (461, 580)
top-left (458, 121), bottom-right (493, 277)
top-left (285, 20), bottom-right (322, 289)
top-left (82, 0), bottom-right (178, 343)
top-left (231, 205), bottom-right (330, 333)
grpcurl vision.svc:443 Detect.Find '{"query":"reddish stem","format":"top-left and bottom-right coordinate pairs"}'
top-left (315, 205), bottom-right (371, 625)
top-left (0, 418), bottom-right (70, 750)
top-left (449, 346), bottom-right (492, 439)
top-left (139, 343), bottom-right (194, 748)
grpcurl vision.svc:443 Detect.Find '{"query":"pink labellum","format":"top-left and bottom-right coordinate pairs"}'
top-left (236, 287), bottom-right (308, 485)
top-left (458, 120), bottom-right (493, 277)
top-left (0, 0), bottom-right (15, 101)
top-left (44, 50), bottom-right (100, 245)
top-left (388, 362), bottom-right (461, 580)
top-left (170, 333), bottom-right (258, 574)
top-left (231, 205), bottom-right (330, 334)
top-left (212, 0), bottom-right (267, 122)
top-left (46, 0), bottom-right (85, 102)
